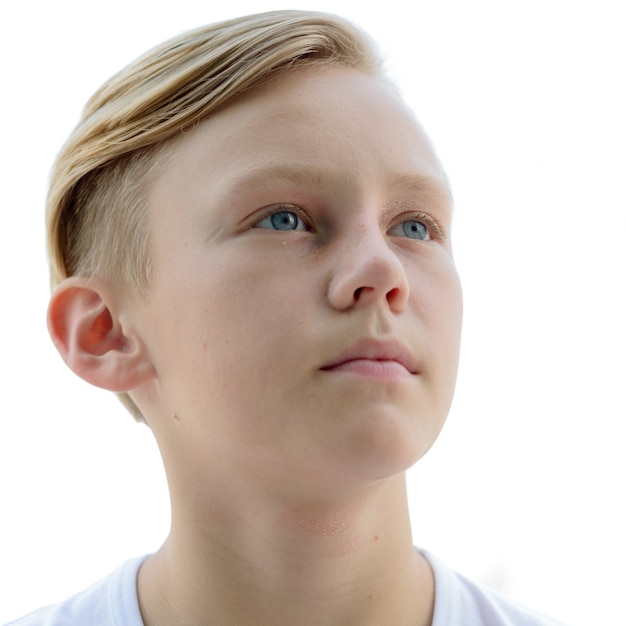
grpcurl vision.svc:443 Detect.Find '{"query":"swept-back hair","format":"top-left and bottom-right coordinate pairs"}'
top-left (46, 10), bottom-right (381, 420)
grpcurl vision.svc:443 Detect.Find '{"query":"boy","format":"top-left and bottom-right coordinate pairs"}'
top-left (8, 10), bottom-right (564, 626)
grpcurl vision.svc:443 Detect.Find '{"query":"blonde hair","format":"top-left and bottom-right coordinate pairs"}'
top-left (46, 10), bottom-right (382, 420)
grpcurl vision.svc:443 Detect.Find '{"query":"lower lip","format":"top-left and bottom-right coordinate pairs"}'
top-left (322, 359), bottom-right (413, 379)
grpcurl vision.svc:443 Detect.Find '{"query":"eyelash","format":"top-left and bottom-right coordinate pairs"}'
top-left (252, 204), bottom-right (445, 241)
top-left (389, 212), bottom-right (445, 242)
top-left (252, 204), bottom-right (312, 231)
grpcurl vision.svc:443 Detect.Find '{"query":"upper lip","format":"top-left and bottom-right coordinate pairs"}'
top-left (320, 338), bottom-right (419, 375)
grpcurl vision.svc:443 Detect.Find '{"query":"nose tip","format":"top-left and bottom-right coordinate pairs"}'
top-left (328, 246), bottom-right (410, 312)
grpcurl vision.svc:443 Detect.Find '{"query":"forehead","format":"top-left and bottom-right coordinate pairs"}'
top-left (150, 66), bottom-right (449, 213)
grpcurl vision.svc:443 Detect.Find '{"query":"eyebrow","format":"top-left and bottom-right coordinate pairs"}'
top-left (221, 163), bottom-right (453, 202)
top-left (222, 163), bottom-right (333, 193)
top-left (387, 172), bottom-right (452, 199)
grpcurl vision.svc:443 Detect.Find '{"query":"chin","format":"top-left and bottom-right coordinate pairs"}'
top-left (337, 407), bottom-right (441, 482)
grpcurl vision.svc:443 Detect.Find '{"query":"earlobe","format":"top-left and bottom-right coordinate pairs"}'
top-left (47, 277), bottom-right (155, 392)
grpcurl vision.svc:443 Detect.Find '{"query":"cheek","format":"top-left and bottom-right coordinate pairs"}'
top-left (411, 257), bottom-right (463, 384)
top-left (145, 252), bottom-right (310, 405)
top-left (437, 268), bottom-right (463, 343)
top-left (411, 253), bottom-right (463, 333)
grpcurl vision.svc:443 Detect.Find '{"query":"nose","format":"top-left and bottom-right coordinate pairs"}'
top-left (327, 224), bottom-right (410, 313)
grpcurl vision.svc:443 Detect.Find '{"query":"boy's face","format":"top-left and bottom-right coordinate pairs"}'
top-left (132, 66), bottom-right (462, 497)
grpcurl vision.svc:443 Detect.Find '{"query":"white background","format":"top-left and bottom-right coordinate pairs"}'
top-left (1, 1), bottom-right (624, 624)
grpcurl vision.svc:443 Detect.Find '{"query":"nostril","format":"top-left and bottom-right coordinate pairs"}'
top-left (354, 287), bottom-right (363, 300)
top-left (387, 286), bottom-right (401, 301)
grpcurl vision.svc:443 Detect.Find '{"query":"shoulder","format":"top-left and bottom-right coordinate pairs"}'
top-left (3, 556), bottom-right (148, 626)
top-left (421, 550), bottom-right (567, 626)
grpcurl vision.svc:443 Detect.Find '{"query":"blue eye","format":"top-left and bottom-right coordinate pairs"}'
top-left (255, 209), bottom-right (307, 231)
top-left (389, 220), bottom-right (431, 241)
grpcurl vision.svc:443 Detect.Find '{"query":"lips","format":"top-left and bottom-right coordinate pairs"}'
top-left (320, 338), bottom-right (419, 376)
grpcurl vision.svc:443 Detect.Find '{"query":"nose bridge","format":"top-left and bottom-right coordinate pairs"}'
top-left (354, 220), bottom-right (402, 277)
top-left (328, 218), bottom-right (409, 312)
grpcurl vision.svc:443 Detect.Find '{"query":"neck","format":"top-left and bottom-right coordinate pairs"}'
top-left (137, 473), bottom-right (434, 626)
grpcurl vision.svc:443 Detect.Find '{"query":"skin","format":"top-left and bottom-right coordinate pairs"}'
top-left (50, 65), bottom-right (463, 625)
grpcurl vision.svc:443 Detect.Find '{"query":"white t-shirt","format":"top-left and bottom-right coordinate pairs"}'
top-left (423, 551), bottom-right (565, 625)
top-left (4, 552), bottom-right (566, 625)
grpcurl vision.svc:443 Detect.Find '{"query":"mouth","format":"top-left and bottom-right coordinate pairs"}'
top-left (320, 338), bottom-right (419, 379)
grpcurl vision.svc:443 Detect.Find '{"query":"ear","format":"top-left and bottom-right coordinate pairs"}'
top-left (47, 277), bottom-right (155, 392)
